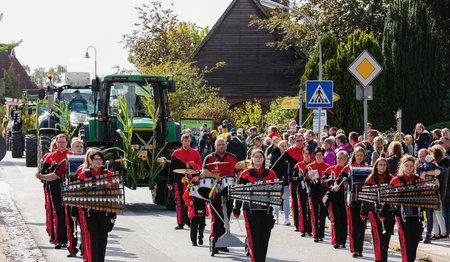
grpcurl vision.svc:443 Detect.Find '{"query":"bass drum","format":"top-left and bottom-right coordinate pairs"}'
top-left (346, 166), bottom-right (372, 206)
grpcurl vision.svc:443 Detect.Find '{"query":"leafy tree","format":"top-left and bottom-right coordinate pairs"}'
top-left (136, 61), bottom-right (226, 121)
top-left (264, 97), bottom-right (297, 133)
top-left (122, 1), bottom-right (209, 66)
top-left (31, 65), bottom-right (67, 86)
top-left (1, 64), bottom-right (21, 100)
top-left (232, 100), bottom-right (263, 133)
top-left (184, 97), bottom-right (233, 128)
top-left (383, 0), bottom-right (444, 131)
top-left (0, 13), bottom-right (21, 53)
top-left (299, 31), bottom-right (387, 133)
top-left (250, 0), bottom-right (390, 57)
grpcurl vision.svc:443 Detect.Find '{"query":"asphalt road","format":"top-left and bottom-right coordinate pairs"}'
top-left (0, 152), bottom-right (405, 262)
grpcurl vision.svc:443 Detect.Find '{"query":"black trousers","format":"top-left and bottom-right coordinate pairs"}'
top-left (289, 182), bottom-right (300, 229)
top-left (48, 179), bottom-right (67, 245)
top-left (396, 216), bottom-right (423, 262)
top-left (368, 211), bottom-right (395, 262)
top-left (84, 211), bottom-right (110, 262)
top-left (210, 196), bottom-right (232, 241)
top-left (243, 210), bottom-right (275, 262)
top-left (174, 182), bottom-right (190, 226)
top-left (347, 205), bottom-right (366, 254)
top-left (65, 205), bottom-right (78, 253)
top-left (328, 196), bottom-right (347, 245)
top-left (190, 216), bottom-right (205, 243)
top-left (309, 197), bottom-right (326, 238)
top-left (297, 187), bottom-right (311, 234)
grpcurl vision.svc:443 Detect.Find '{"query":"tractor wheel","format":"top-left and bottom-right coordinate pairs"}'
top-left (11, 133), bottom-right (24, 158)
top-left (152, 180), bottom-right (167, 205)
top-left (37, 134), bottom-right (52, 171)
top-left (0, 137), bottom-right (6, 161)
top-left (25, 135), bottom-right (38, 167)
top-left (6, 131), bottom-right (11, 151)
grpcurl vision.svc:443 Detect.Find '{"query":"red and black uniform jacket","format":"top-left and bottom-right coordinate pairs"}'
top-left (360, 173), bottom-right (394, 219)
top-left (168, 147), bottom-right (202, 185)
top-left (390, 174), bottom-right (423, 217)
top-left (182, 188), bottom-right (209, 218)
top-left (293, 160), bottom-right (312, 183)
top-left (321, 164), bottom-right (346, 198)
top-left (203, 152), bottom-right (238, 177)
top-left (233, 167), bottom-right (278, 214)
top-left (272, 147), bottom-right (305, 182)
top-left (305, 161), bottom-right (330, 198)
top-left (42, 150), bottom-right (71, 177)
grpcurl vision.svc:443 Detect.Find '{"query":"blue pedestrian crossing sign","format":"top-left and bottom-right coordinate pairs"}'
top-left (305, 80), bottom-right (333, 108)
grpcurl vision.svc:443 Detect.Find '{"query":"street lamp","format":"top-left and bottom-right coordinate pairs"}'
top-left (84, 46), bottom-right (97, 77)
top-left (260, 0), bottom-right (323, 130)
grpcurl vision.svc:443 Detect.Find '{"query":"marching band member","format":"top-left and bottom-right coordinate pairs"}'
top-left (183, 183), bottom-right (209, 246)
top-left (65, 138), bottom-right (84, 257)
top-left (322, 151), bottom-right (349, 248)
top-left (337, 146), bottom-right (367, 258)
top-left (202, 138), bottom-right (238, 253)
top-left (360, 158), bottom-right (395, 262)
top-left (272, 133), bottom-right (306, 232)
top-left (390, 156), bottom-right (424, 262)
top-left (42, 139), bottom-right (57, 244)
top-left (292, 147), bottom-right (314, 236)
top-left (168, 134), bottom-right (203, 230)
top-left (36, 134), bottom-right (70, 249)
top-left (305, 147), bottom-right (330, 242)
top-left (77, 151), bottom-right (114, 262)
top-left (233, 149), bottom-right (278, 262)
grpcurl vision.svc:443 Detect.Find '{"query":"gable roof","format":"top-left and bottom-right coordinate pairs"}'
top-left (0, 49), bottom-right (38, 93)
top-left (188, 0), bottom-right (301, 98)
top-left (188, 0), bottom-right (270, 61)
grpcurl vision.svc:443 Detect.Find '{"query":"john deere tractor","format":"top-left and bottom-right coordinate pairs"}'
top-left (84, 75), bottom-right (180, 209)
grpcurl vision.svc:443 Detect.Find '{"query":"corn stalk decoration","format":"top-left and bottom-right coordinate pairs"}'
top-left (113, 88), bottom-right (167, 189)
top-left (53, 102), bottom-right (77, 142)
top-left (21, 93), bottom-right (36, 134)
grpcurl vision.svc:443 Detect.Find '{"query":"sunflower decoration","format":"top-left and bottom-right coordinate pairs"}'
top-left (138, 153), bottom-right (148, 161)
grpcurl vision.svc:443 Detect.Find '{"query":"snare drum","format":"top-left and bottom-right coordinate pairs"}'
top-left (198, 177), bottom-right (216, 198)
top-left (220, 176), bottom-right (235, 190)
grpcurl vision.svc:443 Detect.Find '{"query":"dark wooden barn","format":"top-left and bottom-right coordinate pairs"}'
top-left (188, 0), bottom-right (303, 109)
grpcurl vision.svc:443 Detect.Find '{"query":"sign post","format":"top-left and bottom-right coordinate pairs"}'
top-left (348, 50), bottom-right (382, 139)
top-left (305, 80), bottom-right (333, 134)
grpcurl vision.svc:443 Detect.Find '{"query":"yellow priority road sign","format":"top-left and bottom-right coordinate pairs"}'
top-left (348, 50), bottom-right (382, 87)
top-left (280, 93), bottom-right (340, 109)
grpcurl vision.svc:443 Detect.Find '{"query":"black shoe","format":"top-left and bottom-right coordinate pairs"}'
top-left (61, 243), bottom-right (68, 248)
top-left (424, 234), bottom-right (431, 244)
top-left (192, 241), bottom-right (198, 246)
top-left (431, 235), bottom-right (440, 240)
top-left (334, 244), bottom-right (345, 249)
top-left (198, 237), bottom-right (204, 245)
top-left (294, 227), bottom-right (300, 232)
top-left (307, 233), bottom-right (313, 237)
top-left (218, 247), bottom-right (229, 252)
top-left (319, 238), bottom-right (323, 241)
top-left (174, 225), bottom-right (184, 230)
top-left (54, 244), bottom-right (62, 249)
top-left (67, 252), bottom-right (77, 257)
top-left (83, 260), bottom-right (88, 262)
top-left (314, 238), bottom-right (319, 242)
top-left (352, 252), bottom-right (363, 258)
top-left (49, 237), bottom-right (55, 244)
top-left (301, 232), bottom-right (306, 237)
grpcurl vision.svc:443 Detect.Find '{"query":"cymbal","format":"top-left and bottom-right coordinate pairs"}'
top-left (235, 160), bottom-right (251, 169)
top-left (173, 169), bottom-right (200, 174)
top-left (235, 160), bottom-right (271, 169)
top-left (205, 161), bottom-right (230, 166)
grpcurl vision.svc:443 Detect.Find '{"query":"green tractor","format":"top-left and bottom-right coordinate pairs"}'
top-left (84, 75), bottom-right (181, 209)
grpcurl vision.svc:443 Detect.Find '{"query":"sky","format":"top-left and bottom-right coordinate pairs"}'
top-left (1, 0), bottom-right (233, 79)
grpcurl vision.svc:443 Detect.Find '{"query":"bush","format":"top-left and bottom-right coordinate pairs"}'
top-left (264, 97), bottom-right (297, 133)
top-left (184, 97), bottom-right (233, 128)
top-left (232, 100), bottom-right (263, 133)
top-left (427, 121), bottom-right (450, 131)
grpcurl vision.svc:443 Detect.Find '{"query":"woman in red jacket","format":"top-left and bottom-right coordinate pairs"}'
top-left (183, 185), bottom-right (209, 246)
top-left (360, 158), bottom-right (394, 262)
top-left (390, 155), bottom-right (423, 262)
top-left (233, 149), bottom-right (278, 262)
